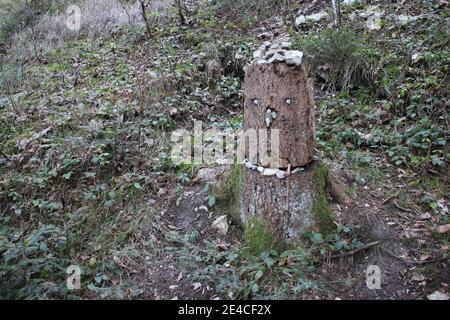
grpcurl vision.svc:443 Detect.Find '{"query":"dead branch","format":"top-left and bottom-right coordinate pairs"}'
top-left (330, 240), bottom-right (382, 259)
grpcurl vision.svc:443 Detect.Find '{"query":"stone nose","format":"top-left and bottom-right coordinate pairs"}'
top-left (264, 107), bottom-right (277, 128)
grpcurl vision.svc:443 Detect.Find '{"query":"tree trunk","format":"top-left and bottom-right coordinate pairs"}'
top-left (331, 0), bottom-right (341, 29)
top-left (176, 0), bottom-right (186, 25)
top-left (140, 0), bottom-right (152, 35)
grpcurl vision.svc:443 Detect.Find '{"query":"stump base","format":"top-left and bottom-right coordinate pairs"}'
top-left (240, 161), bottom-right (334, 246)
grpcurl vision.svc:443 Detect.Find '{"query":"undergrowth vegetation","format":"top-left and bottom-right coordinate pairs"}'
top-left (0, 0), bottom-right (448, 299)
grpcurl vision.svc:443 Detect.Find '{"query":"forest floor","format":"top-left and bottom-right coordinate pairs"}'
top-left (0, 0), bottom-right (448, 299)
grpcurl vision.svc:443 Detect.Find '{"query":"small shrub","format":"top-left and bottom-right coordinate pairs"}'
top-left (294, 28), bottom-right (381, 91)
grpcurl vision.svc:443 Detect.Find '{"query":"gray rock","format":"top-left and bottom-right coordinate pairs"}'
top-left (211, 215), bottom-right (229, 235)
top-left (295, 11), bottom-right (329, 26)
top-left (267, 52), bottom-right (286, 63)
top-left (253, 49), bottom-right (265, 59)
top-left (280, 41), bottom-right (292, 49)
top-left (285, 50), bottom-right (303, 66)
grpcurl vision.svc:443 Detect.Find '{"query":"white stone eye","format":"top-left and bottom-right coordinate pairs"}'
top-left (253, 99), bottom-right (259, 105)
top-left (285, 98), bottom-right (292, 105)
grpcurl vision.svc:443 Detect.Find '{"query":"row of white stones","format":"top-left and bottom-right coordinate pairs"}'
top-left (243, 159), bottom-right (305, 179)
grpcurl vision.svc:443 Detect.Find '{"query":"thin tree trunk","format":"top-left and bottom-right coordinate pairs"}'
top-left (331, 0), bottom-right (341, 29)
top-left (176, 0), bottom-right (186, 25)
top-left (140, 0), bottom-right (152, 35)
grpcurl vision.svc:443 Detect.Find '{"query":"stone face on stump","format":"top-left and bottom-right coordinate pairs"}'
top-left (243, 63), bottom-right (316, 168)
top-left (241, 51), bottom-right (334, 247)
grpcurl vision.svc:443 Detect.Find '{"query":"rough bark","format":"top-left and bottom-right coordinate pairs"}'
top-left (243, 63), bottom-right (316, 168)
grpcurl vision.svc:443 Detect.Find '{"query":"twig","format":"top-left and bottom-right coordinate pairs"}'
top-left (381, 191), bottom-right (399, 205)
top-left (393, 200), bottom-right (414, 213)
top-left (382, 248), bottom-right (443, 265)
top-left (330, 240), bottom-right (382, 259)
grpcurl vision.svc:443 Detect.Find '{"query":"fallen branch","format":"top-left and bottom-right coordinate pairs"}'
top-left (331, 240), bottom-right (382, 259)
top-left (393, 200), bottom-right (415, 213)
top-left (382, 248), bottom-right (444, 265)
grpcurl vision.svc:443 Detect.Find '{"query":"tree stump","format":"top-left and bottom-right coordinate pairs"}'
top-left (240, 57), bottom-right (335, 247)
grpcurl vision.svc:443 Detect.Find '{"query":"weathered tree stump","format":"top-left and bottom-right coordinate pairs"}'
top-left (241, 161), bottom-right (334, 245)
top-left (240, 53), bottom-right (336, 247)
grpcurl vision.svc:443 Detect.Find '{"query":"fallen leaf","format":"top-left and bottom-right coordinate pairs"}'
top-left (193, 282), bottom-right (202, 291)
top-left (411, 273), bottom-right (425, 282)
top-left (436, 224), bottom-right (450, 234)
top-left (419, 213), bottom-right (431, 220)
top-left (420, 254), bottom-right (431, 261)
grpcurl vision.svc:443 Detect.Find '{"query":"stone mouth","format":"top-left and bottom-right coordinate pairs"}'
top-left (243, 159), bottom-right (319, 179)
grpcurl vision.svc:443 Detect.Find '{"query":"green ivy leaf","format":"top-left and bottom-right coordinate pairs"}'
top-left (254, 270), bottom-right (263, 281)
top-left (207, 194), bottom-right (216, 208)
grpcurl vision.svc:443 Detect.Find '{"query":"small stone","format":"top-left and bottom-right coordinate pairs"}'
top-left (295, 11), bottom-right (329, 26)
top-left (253, 49), bottom-right (265, 59)
top-left (411, 53), bottom-right (421, 64)
top-left (271, 111), bottom-right (277, 119)
top-left (268, 53), bottom-right (286, 64)
top-left (275, 170), bottom-right (286, 179)
top-left (285, 50), bottom-right (303, 66)
top-left (427, 291), bottom-right (449, 300)
top-left (262, 168), bottom-right (277, 176)
top-left (280, 41), bottom-right (292, 49)
top-left (265, 117), bottom-right (271, 128)
top-left (295, 15), bottom-right (306, 26)
top-left (211, 215), bottom-right (229, 235)
top-left (270, 43), bottom-right (280, 50)
top-left (244, 160), bottom-right (254, 169)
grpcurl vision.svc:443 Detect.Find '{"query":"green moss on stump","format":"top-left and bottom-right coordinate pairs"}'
top-left (244, 216), bottom-right (275, 256)
top-left (312, 161), bottom-right (334, 234)
top-left (220, 163), bottom-right (243, 226)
